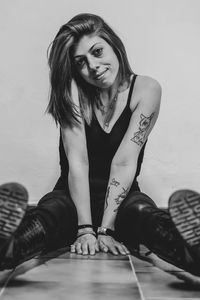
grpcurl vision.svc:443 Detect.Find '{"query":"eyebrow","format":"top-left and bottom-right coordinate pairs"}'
top-left (73, 42), bottom-right (102, 59)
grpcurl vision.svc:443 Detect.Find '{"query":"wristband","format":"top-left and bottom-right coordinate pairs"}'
top-left (78, 224), bottom-right (93, 230)
top-left (77, 231), bottom-right (97, 238)
top-left (97, 227), bottom-right (115, 238)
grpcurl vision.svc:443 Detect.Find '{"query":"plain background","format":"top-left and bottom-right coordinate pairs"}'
top-left (0, 0), bottom-right (199, 206)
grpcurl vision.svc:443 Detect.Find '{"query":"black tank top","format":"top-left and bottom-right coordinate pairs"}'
top-left (57, 74), bottom-right (146, 193)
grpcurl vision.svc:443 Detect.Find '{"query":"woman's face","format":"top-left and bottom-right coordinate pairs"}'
top-left (73, 34), bottom-right (119, 89)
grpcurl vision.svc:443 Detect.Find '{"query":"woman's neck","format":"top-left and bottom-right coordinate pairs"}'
top-left (99, 76), bottom-right (130, 106)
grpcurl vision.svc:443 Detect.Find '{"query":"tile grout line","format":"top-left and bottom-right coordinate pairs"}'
top-left (128, 255), bottom-right (145, 300)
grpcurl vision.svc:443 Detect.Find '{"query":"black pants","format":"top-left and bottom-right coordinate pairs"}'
top-left (26, 188), bottom-right (156, 251)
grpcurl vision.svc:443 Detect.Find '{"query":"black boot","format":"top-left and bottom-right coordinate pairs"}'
top-left (0, 215), bottom-right (47, 270)
top-left (129, 198), bottom-right (200, 275)
top-left (169, 189), bottom-right (200, 275)
top-left (0, 182), bottom-right (28, 262)
top-left (0, 183), bottom-right (47, 270)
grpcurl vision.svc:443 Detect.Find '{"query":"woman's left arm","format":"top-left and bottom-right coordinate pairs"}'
top-left (98, 77), bottom-right (161, 254)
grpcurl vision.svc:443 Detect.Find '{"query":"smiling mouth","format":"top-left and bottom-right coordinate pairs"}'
top-left (94, 69), bottom-right (108, 80)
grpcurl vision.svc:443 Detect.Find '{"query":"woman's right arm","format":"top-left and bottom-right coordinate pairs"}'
top-left (61, 80), bottom-right (92, 227)
top-left (61, 81), bottom-right (98, 255)
top-left (61, 125), bottom-right (92, 226)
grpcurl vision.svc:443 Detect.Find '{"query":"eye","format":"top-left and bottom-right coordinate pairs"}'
top-left (93, 47), bottom-right (103, 57)
top-left (74, 58), bottom-right (85, 68)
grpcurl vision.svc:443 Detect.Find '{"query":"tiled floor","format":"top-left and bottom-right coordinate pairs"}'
top-left (0, 247), bottom-right (200, 299)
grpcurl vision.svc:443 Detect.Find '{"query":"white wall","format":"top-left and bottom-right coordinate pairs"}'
top-left (0, 0), bottom-right (200, 206)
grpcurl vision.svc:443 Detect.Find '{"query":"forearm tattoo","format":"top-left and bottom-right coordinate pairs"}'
top-left (104, 178), bottom-right (120, 211)
top-left (104, 186), bottom-right (110, 211)
top-left (104, 178), bottom-right (129, 212)
top-left (113, 187), bottom-right (129, 212)
top-left (131, 113), bottom-right (155, 147)
top-left (110, 178), bottom-right (120, 187)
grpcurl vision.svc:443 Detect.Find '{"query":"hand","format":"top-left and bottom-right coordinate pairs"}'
top-left (70, 233), bottom-right (99, 255)
top-left (97, 235), bottom-right (130, 255)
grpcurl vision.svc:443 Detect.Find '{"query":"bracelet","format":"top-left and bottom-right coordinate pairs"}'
top-left (97, 227), bottom-right (115, 238)
top-left (77, 231), bottom-right (97, 238)
top-left (78, 224), bottom-right (93, 230)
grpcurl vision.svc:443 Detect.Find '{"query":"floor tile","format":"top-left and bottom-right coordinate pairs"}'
top-left (1, 256), bottom-right (142, 300)
top-left (131, 255), bottom-right (200, 299)
top-left (42, 247), bottom-right (128, 260)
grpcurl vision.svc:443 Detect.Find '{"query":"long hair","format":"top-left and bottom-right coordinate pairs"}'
top-left (47, 13), bottom-right (133, 127)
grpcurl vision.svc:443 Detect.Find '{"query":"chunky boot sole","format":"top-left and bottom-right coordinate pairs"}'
top-left (169, 190), bottom-right (200, 251)
top-left (0, 183), bottom-right (28, 256)
top-left (169, 189), bottom-right (200, 278)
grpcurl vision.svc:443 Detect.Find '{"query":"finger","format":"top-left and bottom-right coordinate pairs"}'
top-left (99, 241), bottom-right (108, 253)
top-left (115, 242), bottom-right (130, 255)
top-left (75, 243), bottom-right (82, 254)
top-left (108, 244), bottom-right (118, 255)
top-left (122, 244), bottom-right (130, 255)
top-left (119, 242), bottom-right (130, 254)
top-left (88, 243), bottom-right (95, 256)
top-left (70, 244), bottom-right (76, 253)
top-left (82, 243), bottom-right (89, 255)
top-left (116, 244), bottom-right (127, 255)
top-left (95, 243), bottom-right (99, 252)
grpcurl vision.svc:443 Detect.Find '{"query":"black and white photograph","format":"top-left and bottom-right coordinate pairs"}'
top-left (0, 0), bottom-right (200, 299)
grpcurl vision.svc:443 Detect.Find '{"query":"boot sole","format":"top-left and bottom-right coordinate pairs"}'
top-left (169, 189), bottom-right (200, 255)
top-left (0, 182), bottom-right (28, 251)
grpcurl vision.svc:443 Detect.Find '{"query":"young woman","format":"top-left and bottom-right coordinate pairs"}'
top-left (0, 13), bottom-right (200, 276)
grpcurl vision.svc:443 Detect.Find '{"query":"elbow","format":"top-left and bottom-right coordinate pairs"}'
top-left (111, 157), bottom-right (137, 173)
top-left (68, 151), bottom-right (89, 166)
top-left (112, 153), bottom-right (137, 168)
top-left (68, 156), bottom-right (89, 174)
top-left (111, 159), bottom-right (130, 168)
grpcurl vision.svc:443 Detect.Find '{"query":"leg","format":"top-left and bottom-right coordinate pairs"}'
top-left (115, 191), bottom-right (200, 275)
top-left (28, 190), bottom-right (78, 249)
top-left (115, 191), bottom-right (158, 249)
top-left (0, 189), bottom-right (78, 270)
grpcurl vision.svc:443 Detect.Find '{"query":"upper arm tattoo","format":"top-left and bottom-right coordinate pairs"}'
top-left (130, 113), bottom-right (155, 147)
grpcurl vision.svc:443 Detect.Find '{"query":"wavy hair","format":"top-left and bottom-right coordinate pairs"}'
top-left (47, 13), bottom-right (133, 127)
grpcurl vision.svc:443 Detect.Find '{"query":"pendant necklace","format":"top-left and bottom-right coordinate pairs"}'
top-left (96, 92), bottom-right (118, 130)
top-left (103, 94), bottom-right (118, 129)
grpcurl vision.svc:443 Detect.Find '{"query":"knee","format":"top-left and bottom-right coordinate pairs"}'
top-left (120, 191), bottom-right (156, 212)
top-left (115, 191), bottom-right (156, 231)
top-left (38, 190), bottom-right (76, 211)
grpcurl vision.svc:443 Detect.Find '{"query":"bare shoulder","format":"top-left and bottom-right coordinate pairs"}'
top-left (130, 75), bottom-right (162, 109)
top-left (136, 75), bottom-right (161, 93)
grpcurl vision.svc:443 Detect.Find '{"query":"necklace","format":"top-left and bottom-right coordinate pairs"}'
top-left (103, 95), bottom-right (118, 128)
top-left (96, 92), bottom-right (118, 129)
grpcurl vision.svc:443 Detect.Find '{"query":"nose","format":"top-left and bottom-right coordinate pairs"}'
top-left (87, 56), bottom-right (99, 72)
